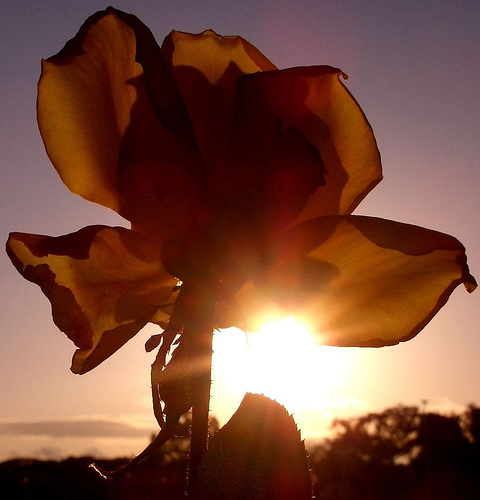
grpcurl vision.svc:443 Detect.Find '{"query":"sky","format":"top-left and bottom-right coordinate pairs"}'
top-left (1, 0), bottom-right (479, 462)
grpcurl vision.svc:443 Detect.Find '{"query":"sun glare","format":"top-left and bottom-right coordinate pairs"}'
top-left (211, 317), bottom-right (358, 437)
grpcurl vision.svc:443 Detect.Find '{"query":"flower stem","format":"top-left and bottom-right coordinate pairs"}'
top-left (184, 283), bottom-right (214, 499)
top-left (188, 326), bottom-right (213, 499)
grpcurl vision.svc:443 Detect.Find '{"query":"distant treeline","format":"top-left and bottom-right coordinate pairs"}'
top-left (309, 404), bottom-right (480, 499)
top-left (1, 404), bottom-right (479, 499)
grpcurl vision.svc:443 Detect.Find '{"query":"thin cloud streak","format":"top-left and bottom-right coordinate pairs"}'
top-left (0, 418), bottom-right (155, 439)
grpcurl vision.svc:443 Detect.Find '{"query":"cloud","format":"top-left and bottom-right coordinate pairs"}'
top-left (0, 417), bottom-right (155, 439)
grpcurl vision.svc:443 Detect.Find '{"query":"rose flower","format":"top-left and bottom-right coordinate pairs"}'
top-left (6, 8), bottom-right (476, 422)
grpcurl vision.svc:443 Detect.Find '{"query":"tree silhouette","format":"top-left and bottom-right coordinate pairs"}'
top-left (309, 404), bottom-right (480, 500)
top-left (3, 405), bottom-right (480, 499)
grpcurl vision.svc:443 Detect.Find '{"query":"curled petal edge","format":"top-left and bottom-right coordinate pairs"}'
top-left (6, 226), bottom-right (177, 374)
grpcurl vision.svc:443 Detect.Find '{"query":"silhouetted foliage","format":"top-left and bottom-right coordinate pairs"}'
top-left (309, 404), bottom-right (480, 499)
top-left (0, 413), bottom-right (210, 500)
top-left (0, 454), bottom-right (186, 500)
top-left (2, 406), bottom-right (480, 499)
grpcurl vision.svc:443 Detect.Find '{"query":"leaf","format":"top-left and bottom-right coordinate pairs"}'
top-left (199, 393), bottom-right (312, 499)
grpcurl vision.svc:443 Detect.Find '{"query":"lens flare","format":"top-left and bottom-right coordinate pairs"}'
top-left (211, 316), bottom-right (356, 433)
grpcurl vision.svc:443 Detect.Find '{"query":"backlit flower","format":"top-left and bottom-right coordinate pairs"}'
top-left (7, 7), bottom-right (476, 383)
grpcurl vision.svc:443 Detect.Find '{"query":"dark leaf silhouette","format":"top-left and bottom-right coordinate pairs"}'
top-left (199, 393), bottom-right (312, 500)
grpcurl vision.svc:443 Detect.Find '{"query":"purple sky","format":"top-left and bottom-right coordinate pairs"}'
top-left (1, 0), bottom-right (479, 461)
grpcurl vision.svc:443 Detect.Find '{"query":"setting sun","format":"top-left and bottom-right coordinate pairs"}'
top-left (211, 317), bottom-right (359, 437)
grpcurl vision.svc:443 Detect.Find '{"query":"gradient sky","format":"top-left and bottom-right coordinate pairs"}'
top-left (1, 0), bottom-right (479, 462)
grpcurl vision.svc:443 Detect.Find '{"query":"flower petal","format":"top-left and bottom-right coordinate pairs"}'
top-left (232, 67), bottom-right (382, 219)
top-left (163, 29), bottom-right (276, 85)
top-left (6, 226), bottom-right (177, 374)
top-left (221, 118), bottom-right (326, 231)
top-left (217, 216), bottom-right (476, 346)
top-left (38, 8), bottom-right (203, 244)
top-left (161, 29), bottom-right (276, 169)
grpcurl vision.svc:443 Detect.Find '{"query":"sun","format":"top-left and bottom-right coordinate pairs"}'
top-left (211, 316), bottom-right (357, 435)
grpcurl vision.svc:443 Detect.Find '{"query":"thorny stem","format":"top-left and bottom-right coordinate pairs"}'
top-left (188, 324), bottom-right (214, 499)
top-left (184, 284), bottom-right (215, 499)
top-left (90, 283), bottom-right (215, 497)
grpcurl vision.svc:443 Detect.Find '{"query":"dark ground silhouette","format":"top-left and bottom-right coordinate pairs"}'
top-left (2, 405), bottom-right (479, 499)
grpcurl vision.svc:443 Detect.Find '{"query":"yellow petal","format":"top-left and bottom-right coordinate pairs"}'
top-left (217, 216), bottom-right (476, 346)
top-left (164, 29), bottom-right (276, 85)
top-left (161, 29), bottom-right (276, 169)
top-left (7, 226), bottom-right (177, 374)
top-left (38, 9), bottom-right (203, 244)
top-left (232, 67), bottom-right (382, 219)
